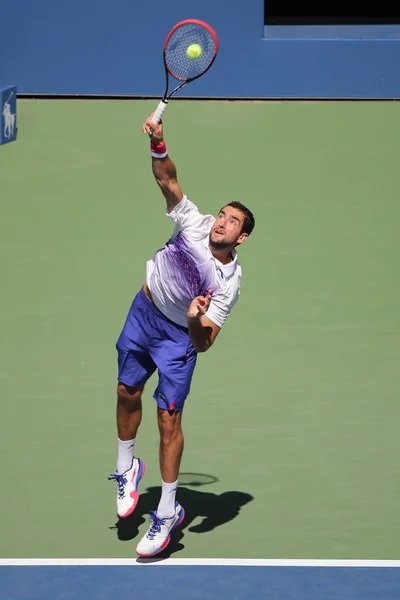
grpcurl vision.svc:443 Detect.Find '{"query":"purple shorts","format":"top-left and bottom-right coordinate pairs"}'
top-left (116, 287), bottom-right (197, 412)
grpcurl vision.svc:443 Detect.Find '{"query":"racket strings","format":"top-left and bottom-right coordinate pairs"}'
top-left (165, 23), bottom-right (216, 81)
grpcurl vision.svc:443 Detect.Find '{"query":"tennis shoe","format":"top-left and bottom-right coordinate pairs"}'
top-left (108, 457), bottom-right (146, 518)
top-left (136, 502), bottom-right (185, 557)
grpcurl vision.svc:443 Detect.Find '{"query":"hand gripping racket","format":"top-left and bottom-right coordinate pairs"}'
top-left (151, 19), bottom-right (219, 126)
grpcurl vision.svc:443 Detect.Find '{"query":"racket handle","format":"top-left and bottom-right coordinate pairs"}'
top-left (152, 99), bottom-right (168, 125)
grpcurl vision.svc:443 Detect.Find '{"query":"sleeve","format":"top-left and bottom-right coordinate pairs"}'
top-left (205, 284), bottom-right (241, 329)
top-left (167, 196), bottom-right (215, 241)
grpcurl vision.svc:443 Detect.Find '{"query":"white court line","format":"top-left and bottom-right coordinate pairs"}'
top-left (1, 559), bottom-right (400, 567)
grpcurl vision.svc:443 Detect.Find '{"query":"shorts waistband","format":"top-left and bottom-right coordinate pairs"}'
top-left (139, 285), bottom-right (189, 332)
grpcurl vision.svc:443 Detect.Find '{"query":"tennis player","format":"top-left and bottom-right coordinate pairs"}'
top-left (108, 113), bottom-right (255, 557)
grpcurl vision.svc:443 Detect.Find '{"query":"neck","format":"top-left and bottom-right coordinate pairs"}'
top-left (209, 246), bottom-right (233, 265)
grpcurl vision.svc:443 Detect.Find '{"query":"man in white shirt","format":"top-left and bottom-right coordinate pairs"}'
top-left (108, 113), bottom-right (255, 557)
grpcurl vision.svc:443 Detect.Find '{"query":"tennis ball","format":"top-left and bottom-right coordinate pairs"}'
top-left (186, 44), bottom-right (202, 60)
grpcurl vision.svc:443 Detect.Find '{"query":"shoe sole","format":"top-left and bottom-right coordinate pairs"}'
top-left (136, 505), bottom-right (185, 557)
top-left (118, 459), bottom-right (146, 519)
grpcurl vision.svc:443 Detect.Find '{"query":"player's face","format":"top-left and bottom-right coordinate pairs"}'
top-left (209, 206), bottom-right (248, 250)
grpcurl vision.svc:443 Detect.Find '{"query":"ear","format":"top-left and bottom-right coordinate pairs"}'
top-left (235, 232), bottom-right (248, 246)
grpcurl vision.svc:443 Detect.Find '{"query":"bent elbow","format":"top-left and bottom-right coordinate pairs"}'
top-left (192, 340), bottom-right (213, 353)
top-left (194, 345), bottom-right (207, 353)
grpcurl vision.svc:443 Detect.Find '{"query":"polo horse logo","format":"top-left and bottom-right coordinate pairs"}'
top-left (3, 94), bottom-right (16, 139)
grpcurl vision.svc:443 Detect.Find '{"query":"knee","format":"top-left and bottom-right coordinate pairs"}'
top-left (117, 382), bottom-right (143, 408)
top-left (158, 409), bottom-right (183, 442)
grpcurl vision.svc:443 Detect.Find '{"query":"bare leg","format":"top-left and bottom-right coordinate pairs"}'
top-left (157, 407), bottom-right (184, 483)
top-left (117, 383), bottom-right (143, 440)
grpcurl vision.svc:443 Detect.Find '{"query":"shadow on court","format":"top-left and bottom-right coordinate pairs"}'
top-left (110, 478), bottom-right (253, 558)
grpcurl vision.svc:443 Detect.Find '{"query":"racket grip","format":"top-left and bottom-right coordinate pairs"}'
top-left (152, 99), bottom-right (168, 125)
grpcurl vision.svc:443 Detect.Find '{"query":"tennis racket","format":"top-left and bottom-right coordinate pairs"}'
top-left (151, 19), bottom-right (219, 126)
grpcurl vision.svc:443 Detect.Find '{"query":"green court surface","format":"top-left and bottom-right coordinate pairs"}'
top-left (0, 100), bottom-right (399, 559)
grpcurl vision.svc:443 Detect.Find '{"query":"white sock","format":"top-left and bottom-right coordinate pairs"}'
top-left (156, 479), bottom-right (178, 519)
top-left (117, 438), bottom-right (135, 474)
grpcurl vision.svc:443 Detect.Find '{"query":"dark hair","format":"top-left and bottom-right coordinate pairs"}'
top-left (221, 201), bottom-right (255, 236)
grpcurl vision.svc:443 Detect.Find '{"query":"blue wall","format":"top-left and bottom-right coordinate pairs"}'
top-left (1, 0), bottom-right (400, 98)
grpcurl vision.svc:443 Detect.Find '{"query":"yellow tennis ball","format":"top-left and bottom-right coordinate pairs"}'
top-left (186, 44), bottom-right (202, 60)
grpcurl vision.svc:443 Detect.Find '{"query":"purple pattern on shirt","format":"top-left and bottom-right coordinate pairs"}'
top-left (166, 232), bottom-right (209, 298)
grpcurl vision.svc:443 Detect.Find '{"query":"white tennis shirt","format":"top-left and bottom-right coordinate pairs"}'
top-left (146, 196), bottom-right (242, 328)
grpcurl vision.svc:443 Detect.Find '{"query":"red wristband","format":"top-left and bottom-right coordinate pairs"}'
top-left (150, 140), bottom-right (167, 158)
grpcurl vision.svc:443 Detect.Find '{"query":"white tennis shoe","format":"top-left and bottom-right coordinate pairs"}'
top-left (108, 457), bottom-right (146, 518)
top-left (136, 502), bottom-right (185, 557)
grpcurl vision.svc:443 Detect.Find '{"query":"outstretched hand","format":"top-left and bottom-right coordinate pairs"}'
top-left (142, 113), bottom-right (163, 145)
top-left (188, 289), bottom-right (213, 319)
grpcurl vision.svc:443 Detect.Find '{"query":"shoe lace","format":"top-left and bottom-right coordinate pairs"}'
top-left (147, 511), bottom-right (166, 540)
top-left (108, 473), bottom-right (127, 499)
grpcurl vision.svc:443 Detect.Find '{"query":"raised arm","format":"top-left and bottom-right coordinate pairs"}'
top-left (142, 114), bottom-right (184, 214)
